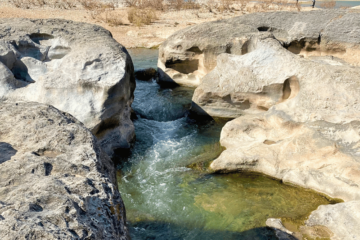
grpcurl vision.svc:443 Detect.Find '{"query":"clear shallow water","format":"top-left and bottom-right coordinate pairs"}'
top-left (116, 49), bottom-right (335, 240)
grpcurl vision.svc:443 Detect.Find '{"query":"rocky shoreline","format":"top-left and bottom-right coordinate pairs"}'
top-left (159, 9), bottom-right (360, 239)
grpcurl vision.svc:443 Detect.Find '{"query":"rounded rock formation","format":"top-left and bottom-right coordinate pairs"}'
top-left (0, 18), bottom-right (136, 156)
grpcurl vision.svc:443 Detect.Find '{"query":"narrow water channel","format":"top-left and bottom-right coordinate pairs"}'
top-left (116, 48), bottom-right (334, 240)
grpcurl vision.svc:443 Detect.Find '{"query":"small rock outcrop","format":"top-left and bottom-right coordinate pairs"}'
top-left (158, 10), bottom-right (360, 87)
top-left (0, 18), bottom-right (136, 156)
top-left (0, 101), bottom-right (128, 239)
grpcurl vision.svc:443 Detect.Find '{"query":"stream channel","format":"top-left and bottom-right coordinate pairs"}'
top-left (115, 48), bottom-right (336, 240)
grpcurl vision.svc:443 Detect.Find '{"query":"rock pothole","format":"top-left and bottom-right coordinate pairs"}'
top-left (0, 33), bottom-right (71, 85)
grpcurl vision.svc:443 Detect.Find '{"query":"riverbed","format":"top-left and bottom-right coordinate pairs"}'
top-left (115, 48), bottom-right (336, 240)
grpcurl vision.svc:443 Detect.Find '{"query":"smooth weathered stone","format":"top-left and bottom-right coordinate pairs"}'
top-left (192, 38), bottom-right (360, 120)
top-left (175, 12), bottom-right (360, 240)
top-left (306, 201), bottom-right (360, 240)
top-left (158, 10), bottom-right (360, 87)
top-left (0, 101), bottom-right (128, 239)
top-left (211, 112), bottom-right (360, 201)
top-left (0, 18), bottom-right (136, 156)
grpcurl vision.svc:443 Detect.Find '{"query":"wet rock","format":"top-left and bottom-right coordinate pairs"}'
top-left (158, 10), bottom-right (360, 87)
top-left (0, 18), bottom-right (136, 156)
top-left (134, 67), bottom-right (157, 81)
top-left (0, 101), bottom-right (128, 239)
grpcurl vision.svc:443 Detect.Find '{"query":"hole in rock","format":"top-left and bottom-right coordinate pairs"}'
top-left (165, 46), bottom-right (203, 74)
top-left (263, 140), bottom-right (276, 145)
top-left (44, 162), bottom-right (53, 176)
top-left (286, 39), bottom-right (319, 55)
top-left (29, 33), bottom-right (54, 44)
top-left (11, 59), bottom-right (35, 83)
top-left (29, 203), bottom-right (43, 212)
top-left (258, 26), bottom-right (271, 32)
top-left (241, 40), bottom-right (251, 55)
top-left (187, 46), bottom-right (202, 54)
top-left (166, 59), bottom-right (199, 74)
top-left (226, 45), bottom-right (232, 54)
top-left (281, 76), bottom-right (300, 101)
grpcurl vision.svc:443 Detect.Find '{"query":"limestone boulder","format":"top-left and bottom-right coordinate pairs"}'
top-left (0, 101), bottom-right (128, 239)
top-left (158, 10), bottom-right (360, 87)
top-left (192, 38), bottom-right (360, 120)
top-left (211, 112), bottom-right (360, 201)
top-left (306, 201), bottom-right (360, 240)
top-left (0, 18), bottom-right (136, 156)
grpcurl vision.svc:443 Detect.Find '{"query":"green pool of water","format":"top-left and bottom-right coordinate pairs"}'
top-left (115, 48), bottom-right (337, 240)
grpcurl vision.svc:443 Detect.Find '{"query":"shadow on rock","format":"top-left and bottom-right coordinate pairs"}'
top-left (188, 101), bottom-right (214, 123)
top-left (157, 67), bottom-right (179, 88)
top-left (0, 142), bottom-right (17, 164)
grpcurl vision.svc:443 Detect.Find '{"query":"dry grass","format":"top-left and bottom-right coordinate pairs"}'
top-left (124, 0), bottom-right (166, 11)
top-left (105, 11), bottom-right (125, 26)
top-left (127, 7), bottom-right (158, 27)
top-left (320, 0), bottom-right (336, 9)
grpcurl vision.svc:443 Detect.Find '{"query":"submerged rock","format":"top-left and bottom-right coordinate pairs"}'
top-left (134, 67), bottom-right (157, 81)
top-left (0, 101), bottom-right (128, 239)
top-left (0, 18), bottom-right (136, 156)
top-left (158, 10), bottom-right (360, 87)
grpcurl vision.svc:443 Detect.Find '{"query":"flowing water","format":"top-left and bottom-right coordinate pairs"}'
top-left (116, 48), bottom-right (336, 240)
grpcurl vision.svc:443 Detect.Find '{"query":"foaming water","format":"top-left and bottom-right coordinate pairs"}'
top-left (116, 49), bottom-right (335, 240)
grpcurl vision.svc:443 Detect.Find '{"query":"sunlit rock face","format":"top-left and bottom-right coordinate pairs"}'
top-left (192, 38), bottom-right (360, 120)
top-left (158, 10), bottom-right (360, 240)
top-left (0, 18), bottom-right (136, 156)
top-left (158, 10), bottom-right (360, 87)
top-left (0, 101), bottom-right (129, 240)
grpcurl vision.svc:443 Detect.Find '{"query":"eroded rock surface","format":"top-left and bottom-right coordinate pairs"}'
top-left (192, 38), bottom-right (360, 120)
top-left (158, 10), bottom-right (360, 87)
top-left (306, 201), bottom-right (360, 240)
top-left (0, 101), bottom-right (128, 240)
top-left (163, 10), bottom-right (360, 240)
top-left (0, 18), bottom-right (136, 156)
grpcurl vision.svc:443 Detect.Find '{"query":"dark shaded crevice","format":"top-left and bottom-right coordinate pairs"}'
top-left (29, 203), bottom-right (43, 212)
top-left (258, 26), bottom-right (271, 32)
top-left (29, 33), bottom-right (54, 44)
top-left (281, 76), bottom-right (300, 102)
top-left (44, 162), bottom-right (53, 176)
top-left (0, 142), bottom-right (17, 164)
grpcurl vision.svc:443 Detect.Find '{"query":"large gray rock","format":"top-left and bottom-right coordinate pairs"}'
top-left (158, 10), bottom-right (360, 87)
top-left (0, 18), bottom-right (136, 156)
top-left (0, 101), bottom-right (128, 240)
